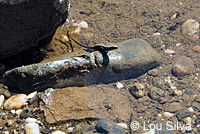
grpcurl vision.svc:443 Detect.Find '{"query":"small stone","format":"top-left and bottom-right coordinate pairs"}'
top-left (78, 21), bottom-right (88, 29)
top-left (96, 119), bottom-right (126, 134)
top-left (176, 43), bottom-right (182, 47)
top-left (3, 89), bottom-right (11, 98)
top-left (147, 69), bottom-right (160, 76)
top-left (26, 118), bottom-right (37, 123)
top-left (192, 102), bottom-right (200, 111)
top-left (183, 117), bottom-right (194, 125)
top-left (25, 123), bottom-right (40, 134)
top-left (157, 114), bottom-right (162, 118)
top-left (152, 32), bottom-right (161, 36)
top-left (149, 87), bottom-right (165, 101)
top-left (116, 82), bottom-right (124, 89)
top-left (188, 107), bottom-right (194, 112)
top-left (3, 94), bottom-right (28, 110)
top-left (67, 127), bottom-right (74, 133)
top-left (176, 109), bottom-right (192, 121)
top-left (20, 108), bottom-right (32, 119)
top-left (117, 123), bottom-right (128, 129)
top-left (172, 56), bottom-right (194, 77)
top-left (41, 129), bottom-right (52, 134)
top-left (162, 112), bottom-right (174, 118)
top-left (182, 19), bottom-right (199, 39)
top-left (10, 109), bottom-right (16, 114)
top-left (28, 96), bottom-right (37, 105)
top-left (164, 102), bottom-right (182, 112)
top-left (0, 63), bottom-right (5, 70)
top-left (52, 130), bottom-right (65, 134)
top-left (129, 83), bottom-right (145, 98)
top-left (15, 109), bottom-right (23, 116)
top-left (192, 45), bottom-right (200, 52)
top-left (165, 49), bottom-right (175, 54)
top-left (185, 90), bottom-right (193, 95)
top-left (173, 90), bottom-right (183, 96)
top-left (27, 91), bottom-right (37, 99)
top-left (0, 95), bottom-right (4, 107)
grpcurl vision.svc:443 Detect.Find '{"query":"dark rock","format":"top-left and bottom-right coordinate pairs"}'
top-left (185, 90), bottom-right (193, 95)
top-left (1, 38), bottom-right (162, 93)
top-left (172, 56), bottom-right (194, 77)
top-left (81, 125), bottom-right (96, 133)
top-left (96, 119), bottom-right (126, 134)
top-left (149, 87), bottom-right (165, 101)
top-left (20, 108), bottom-right (32, 119)
top-left (192, 102), bottom-right (200, 111)
top-left (28, 96), bottom-right (37, 105)
top-left (163, 102), bottom-right (182, 112)
top-left (0, 0), bottom-right (69, 58)
top-left (41, 129), bottom-right (52, 134)
top-left (176, 109), bottom-right (191, 121)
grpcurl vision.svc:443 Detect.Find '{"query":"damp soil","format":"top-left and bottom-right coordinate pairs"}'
top-left (0, 0), bottom-right (200, 133)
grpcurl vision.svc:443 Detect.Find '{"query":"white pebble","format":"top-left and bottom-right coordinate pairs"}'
top-left (162, 112), bottom-right (174, 118)
top-left (26, 118), bottom-right (37, 123)
top-left (188, 107), bottom-right (194, 112)
top-left (157, 114), bottom-right (162, 118)
top-left (0, 95), bottom-right (4, 107)
top-left (152, 32), bottom-right (161, 36)
top-left (10, 109), bottom-right (16, 114)
top-left (27, 91), bottom-right (37, 99)
top-left (165, 49), bottom-right (175, 54)
top-left (16, 109), bottom-right (23, 115)
top-left (25, 123), bottom-right (39, 134)
top-left (67, 127), bottom-right (74, 132)
top-left (173, 90), bottom-right (183, 96)
top-left (170, 84), bottom-right (177, 90)
top-left (176, 43), bottom-right (182, 47)
top-left (116, 82), bottom-right (124, 89)
top-left (52, 130), bottom-right (66, 134)
top-left (78, 21), bottom-right (88, 29)
top-left (3, 94), bottom-right (28, 110)
top-left (117, 123), bottom-right (128, 129)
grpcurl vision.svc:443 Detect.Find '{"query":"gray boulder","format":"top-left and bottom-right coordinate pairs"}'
top-left (0, 0), bottom-right (69, 58)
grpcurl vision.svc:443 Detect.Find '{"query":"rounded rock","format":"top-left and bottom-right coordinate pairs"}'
top-left (162, 112), bottom-right (174, 118)
top-left (25, 123), bottom-right (40, 134)
top-left (0, 95), bottom-right (4, 107)
top-left (3, 94), bottom-right (28, 110)
top-left (129, 83), bottom-right (145, 98)
top-left (52, 130), bottom-right (66, 134)
top-left (25, 118), bottom-right (37, 123)
top-left (183, 117), bottom-right (193, 125)
top-left (182, 19), bottom-right (199, 39)
top-left (172, 56), bottom-right (194, 77)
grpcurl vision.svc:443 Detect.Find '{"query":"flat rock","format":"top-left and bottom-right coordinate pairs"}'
top-left (40, 86), bottom-right (134, 124)
top-left (0, 0), bottom-right (69, 58)
top-left (1, 38), bottom-right (162, 93)
top-left (96, 119), bottom-right (126, 134)
top-left (172, 56), bottom-right (194, 77)
top-left (163, 102), bottom-right (182, 113)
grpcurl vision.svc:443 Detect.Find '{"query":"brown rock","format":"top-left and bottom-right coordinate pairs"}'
top-left (164, 102), bottom-right (182, 112)
top-left (0, 0), bottom-right (69, 58)
top-left (192, 45), bottom-right (200, 52)
top-left (172, 56), bottom-right (194, 77)
top-left (40, 87), bottom-right (134, 124)
top-left (129, 83), bottom-right (145, 98)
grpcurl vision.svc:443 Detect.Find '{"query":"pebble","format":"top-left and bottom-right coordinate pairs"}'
top-left (176, 109), bottom-right (192, 121)
top-left (0, 95), bottom-right (4, 107)
top-left (129, 83), bottom-right (145, 98)
top-left (96, 119), bottom-right (126, 134)
top-left (25, 118), bottom-right (37, 123)
top-left (192, 45), bottom-right (200, 52)
top-left (116, 82), bottom-right (124, 89)
top-left (3, 89), bottom-right (11, 98)
top-left (3, 94), bottom-right (28, 110)
top-left (78, 21), bottom-right (88, 29)
top-left (162, 112), bottom-right (174, 118)
top-left (67, 127), bottom-right (74, 133)
top-left (147, 69), bottom-right (160, 76)
top-left (149, 87), bottom-right (164, 101)
top-left (172, 56), bottom-right (194, 77)
top-left (185, 90), bottom-right (193, 95)
top-left (182, 19), bottom-right (199, 39)
top-left (25, 123), bottom-right (40, 134)
top-left (183, 117), bottom-right (194, 125)
top-left (27, 91), bottom-right (37, 99)
top-left (20, 108), bottom-right (32, 119)
top-left (164, 49), bottom-right (175, 54)
top-left (164, 102), bottom-right (182, 112)
top-left (52, 130), bottom-right (65, 134)
top-left (117, 123), bottom-right (128, 129)
top-left (188, 107), bottom-right (194, 112)
top-left (15, 109), bottom-right (23, 116)
top-left (0, 63), bottom-right (5, 70)
top-left (41, 129), bottom-right (52, 134)
top-left (173, 89), bottom-right (183, 96)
